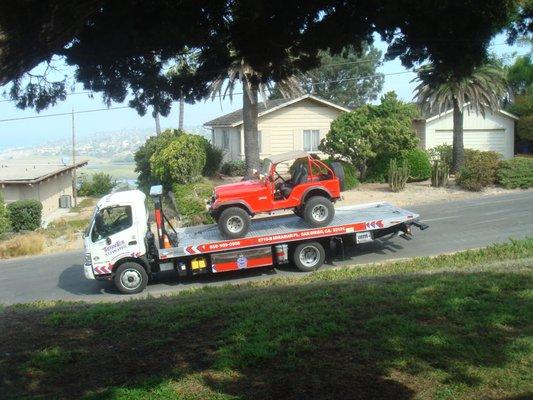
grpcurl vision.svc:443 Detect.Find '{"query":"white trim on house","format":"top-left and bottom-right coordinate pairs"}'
top-left (223, 94), bottom-right (350, 128)
top-left (425, 106), bottom-right (519, 123)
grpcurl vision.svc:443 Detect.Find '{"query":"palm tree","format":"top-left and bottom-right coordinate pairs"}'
top-left (209, 59), bottom-right (302, 177)
top-left (413, 63), bottom-right (508, 172)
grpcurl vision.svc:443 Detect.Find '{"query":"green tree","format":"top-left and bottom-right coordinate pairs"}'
top-left (320, 92), bottom-right (418, 179)
top-left (271, 45), bottom-right (384, 109)
top-left (505, 54), bottom-right (533, 141)
top-left (150, 134), bottom-right (206, 187)
top-left (134, 129), bottom-right (182, 191)
top-left (413, 63), bottom-right (508, 172)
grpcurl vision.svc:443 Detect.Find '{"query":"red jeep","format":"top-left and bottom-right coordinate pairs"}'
top-left (209, 151), bottom-right (344, 238)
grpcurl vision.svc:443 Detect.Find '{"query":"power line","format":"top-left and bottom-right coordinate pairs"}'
top-left (0, 106), bottom-right (130, 122)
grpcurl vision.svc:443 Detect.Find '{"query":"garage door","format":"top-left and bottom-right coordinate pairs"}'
top-left (434, 129), bottom-right (508, 157)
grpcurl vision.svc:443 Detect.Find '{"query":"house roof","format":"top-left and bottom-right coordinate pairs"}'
top-left (416, 105), bottom-right (519, 123)
top-left (0, 160), bottom-right (88, 185)
top-left (203, 94), bottom-right (351, 128)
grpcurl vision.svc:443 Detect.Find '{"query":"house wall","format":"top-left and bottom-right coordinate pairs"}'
top-left (239, 98), bottom-right (344, 160)
top-left (424, 111), bottom-right (515, 159)
top-left (2, 171), bottom-right (74, 218)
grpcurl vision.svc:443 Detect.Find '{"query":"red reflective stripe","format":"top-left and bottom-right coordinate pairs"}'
top-left (213, 255), bottom-right (273, 273)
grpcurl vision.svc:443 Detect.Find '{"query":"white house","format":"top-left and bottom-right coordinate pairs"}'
top-left (203, 94), bottom-right (350, 161)
top-left (413, 106), bottom-right (519, 159)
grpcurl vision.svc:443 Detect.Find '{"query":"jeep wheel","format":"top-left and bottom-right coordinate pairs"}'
top-left (330, 161), bottom-right (345, 191)
top-left (303, 196), bottom-right (335, 227)
top-left (218, 207), bottom-right (251, 239)
top-left (114, 262), bottom-right (148, 294)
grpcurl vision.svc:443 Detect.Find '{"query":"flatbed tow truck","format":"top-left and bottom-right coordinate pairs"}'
top-left (83, 185), bottom-right (428, 294)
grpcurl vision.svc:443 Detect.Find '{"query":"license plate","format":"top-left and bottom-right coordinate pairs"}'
top-left (356, 231), bottom-right (373, 243)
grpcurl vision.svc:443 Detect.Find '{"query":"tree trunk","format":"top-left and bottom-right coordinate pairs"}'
top-left (242, 78), bottom-right (260, 178)
top-left (452, 98), bottom-right (464, 173)
top-left (154, 112), bottom-right (161, 135)
top-left (178, 94), bottom-right (184, 130)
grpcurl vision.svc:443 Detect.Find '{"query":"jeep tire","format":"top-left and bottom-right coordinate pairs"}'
top-left (114, 262), bottom-right (148, 294)
top-left (303, 196), bottom-right (335, 227)
top-left (218, 207), bottom-right (251, 239)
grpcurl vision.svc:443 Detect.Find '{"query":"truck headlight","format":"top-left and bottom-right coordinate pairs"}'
top-left (84, 253), bottom-right (92, 265)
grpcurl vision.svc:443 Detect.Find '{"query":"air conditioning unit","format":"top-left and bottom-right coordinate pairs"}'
top-left (59, 195), bottom-right (72, 209)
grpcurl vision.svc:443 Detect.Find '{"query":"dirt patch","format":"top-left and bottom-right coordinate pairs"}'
top-left (340, 179), bottom-right (532, 208)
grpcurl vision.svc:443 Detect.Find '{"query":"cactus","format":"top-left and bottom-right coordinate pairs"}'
top-left (388, 159), bottom-right (409, 192)
top-left (431, 160), bottom-right (449, 187)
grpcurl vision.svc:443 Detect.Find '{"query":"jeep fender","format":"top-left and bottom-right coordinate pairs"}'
top-left (211, 200), bottom-right (253, 217)
top-left (300, 186), bottom-right (335, 203)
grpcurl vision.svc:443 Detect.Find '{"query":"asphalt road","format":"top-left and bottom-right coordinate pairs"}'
top-left (0, 191), bottom-right (532, 305)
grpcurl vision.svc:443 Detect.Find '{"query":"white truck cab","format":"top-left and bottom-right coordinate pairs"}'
top-left (84, 190), bottom-right (150, 286)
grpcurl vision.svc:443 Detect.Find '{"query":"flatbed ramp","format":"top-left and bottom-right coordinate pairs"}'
top-left (160, 202), bottom-right (419, 258)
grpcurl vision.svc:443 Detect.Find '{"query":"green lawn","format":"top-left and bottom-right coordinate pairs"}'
top-left (1, 239), bottom-right (532, 399)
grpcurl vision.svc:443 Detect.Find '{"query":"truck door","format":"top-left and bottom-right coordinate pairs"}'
top-left (89, 204), bottom-right (143, 272)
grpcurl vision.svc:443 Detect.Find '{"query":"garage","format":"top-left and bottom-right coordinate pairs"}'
top-left (416, 107), bottom-right (519, 160)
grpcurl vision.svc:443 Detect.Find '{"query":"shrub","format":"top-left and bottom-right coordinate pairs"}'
top-left (365, 155), bottom-right (392, 183)
top-left (0, 193), bottom-right (10, 234)
top-left (497, 157), bottom-right (533, 189)
top-left (324, 159), bottom-right (359, 190)
top-left (151, 133), bottom-right (206, 187)
top-left (0, 232), bottom-right (44, 258)
top-left (319, 92), bottom-right (419, 179)
top-left (427, 144), bottom-right (453, 169)
top-left (7, 199), bottom-right (43, 231)
top-left (221, 160), bottom-right (246, 176)
top-left (173, 180), bottom-right (215, 226)
top-left (457, 150), bottom-right (501, 191)
top-left (201, 139), bottom-right (224, 177)
top-left (400, 148), bottom-right (431, 181)
top-left (78, 173), bottom-right (115, 196)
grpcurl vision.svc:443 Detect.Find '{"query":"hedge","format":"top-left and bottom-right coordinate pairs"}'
top-left (401, 148), bottom-right (431, 182)
top-left (7, 199), bottom-right (43, 231)
top-left (457, 150), bottom-right (501, 191)
top-left (497, 157), bottom-right (533, 189)
top-left (221, 160), bottom-right (246, 177)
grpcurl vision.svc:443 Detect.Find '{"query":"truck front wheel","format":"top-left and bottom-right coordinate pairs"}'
top-left (114, 262), bottom-right (148, 294)
top-left (218, 207), bottom-right (251, 239)
top-left (293, 241), bottom-right (325, 272)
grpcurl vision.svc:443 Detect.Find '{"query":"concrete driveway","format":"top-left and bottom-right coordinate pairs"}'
top-left (0, 191), bottom-right (531, 305)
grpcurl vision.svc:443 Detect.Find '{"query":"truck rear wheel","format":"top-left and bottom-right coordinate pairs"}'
top-left (293, 241), bottom-right (325, 272)
top-left (114, 262), bottom-right (148, 294)
top-left (303, 196), bottom-right (335, 227)
top-left (218, 207), bottom-right (251, 239)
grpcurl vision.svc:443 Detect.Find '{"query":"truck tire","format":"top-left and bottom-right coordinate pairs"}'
top-left (330, 161), bottom-right (345, 191)
top-left (114, 262), bottom-right (148, 294)
top-left (218, 207), bottom-right (251, 239)
top-left (303, 196), bottom-right (335, 227)
top-left (293, 241), bottom-right (325, 272)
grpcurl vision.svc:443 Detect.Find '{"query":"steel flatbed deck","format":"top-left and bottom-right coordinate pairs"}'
top-left (159, 202), bottom-right (419, 259)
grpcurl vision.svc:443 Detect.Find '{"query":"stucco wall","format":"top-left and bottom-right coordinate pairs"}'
top-left (2, 171), bottom-right (74, 217)
top-left (424, 111), bottom-right (515, 159)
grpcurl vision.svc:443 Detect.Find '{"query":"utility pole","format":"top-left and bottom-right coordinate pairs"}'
top-left (154, 111), bottom-right (161, 135)
top-left (71, 108), bottom-right (77, 207)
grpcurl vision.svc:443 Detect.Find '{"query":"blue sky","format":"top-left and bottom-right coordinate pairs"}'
top-left (0, 33), bottom-right (529, 150)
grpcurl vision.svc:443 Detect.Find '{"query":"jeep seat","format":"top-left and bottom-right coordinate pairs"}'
top-left (280, 164), bottom-right (308, 198)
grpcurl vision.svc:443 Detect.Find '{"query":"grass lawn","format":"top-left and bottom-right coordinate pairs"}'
top-left (1, 239), bottom-right (532, 399)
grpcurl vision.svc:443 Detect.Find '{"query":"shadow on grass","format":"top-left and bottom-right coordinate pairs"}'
top-left (1, 268), bottom-right (531, 399)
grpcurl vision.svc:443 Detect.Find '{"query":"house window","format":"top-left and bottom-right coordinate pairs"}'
top-left (222, 129), bottom-right (230, 150)
top-left (303, 130), bottom-right (320, 152)
top-left (258, 131), bottom-right (262, 153)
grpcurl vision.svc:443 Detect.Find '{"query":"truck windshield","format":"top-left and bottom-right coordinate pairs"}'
top-left (261, 159), bottom-right (272, 176)
top-left (91, 205), bottom-right (133, 242)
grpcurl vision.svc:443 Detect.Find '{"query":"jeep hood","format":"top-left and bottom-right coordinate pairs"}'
top-left (214, 179), bottom-right (264, 198)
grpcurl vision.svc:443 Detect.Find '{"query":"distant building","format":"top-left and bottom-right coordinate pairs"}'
top-left (0, 161), bottom-right (88, 216)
